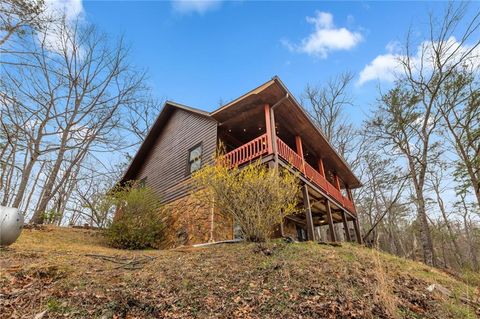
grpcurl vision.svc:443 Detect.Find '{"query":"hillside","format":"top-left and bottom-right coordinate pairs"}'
top-left (0, 227), bottom-right (478, 319)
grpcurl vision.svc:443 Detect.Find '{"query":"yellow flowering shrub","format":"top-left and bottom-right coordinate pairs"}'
top-left (193, 161), bottom-right (299, 242)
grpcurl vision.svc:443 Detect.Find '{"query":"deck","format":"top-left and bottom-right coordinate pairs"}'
top-left (222, 133), bottom-right (356, 215)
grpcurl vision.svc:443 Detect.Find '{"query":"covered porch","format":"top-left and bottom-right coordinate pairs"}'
top-left (211, 79), bottom-right (362, 243)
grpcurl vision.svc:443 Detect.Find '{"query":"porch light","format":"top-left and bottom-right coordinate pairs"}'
top-left (228, 129), bottom-right (231, 132)
top-left (243, 128), bottom-right (246, 132)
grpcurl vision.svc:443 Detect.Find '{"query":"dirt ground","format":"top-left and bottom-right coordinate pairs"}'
top-left (0, 226), bottom-right (479, 318)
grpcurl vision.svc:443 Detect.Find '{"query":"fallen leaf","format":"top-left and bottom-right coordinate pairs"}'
top-left (34, 310), bottom-right (47, 319)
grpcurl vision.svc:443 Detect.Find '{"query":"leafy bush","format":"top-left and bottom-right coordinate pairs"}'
top-left (193, 161), bottom-right (299, 242)
top-left (105, 182), bottom-right (166, 249)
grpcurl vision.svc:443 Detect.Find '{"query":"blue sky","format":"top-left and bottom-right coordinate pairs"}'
top-left (70, 1), bottom-right (479, 125)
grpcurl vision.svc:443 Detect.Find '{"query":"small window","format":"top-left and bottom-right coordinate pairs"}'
top-left (138, 177), bottom-right (147, 188)
top-left (188, 143), bottom-right (202, 174)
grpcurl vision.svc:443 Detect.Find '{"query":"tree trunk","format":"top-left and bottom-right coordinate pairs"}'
top-left (462, 210), bottom-right (479, 272)
top-left (30, 146), bottom-right (66, 224)
top-left (416, 189), bottom-right (435, 266)
top-left (436, 190), bottom-right (464, 268)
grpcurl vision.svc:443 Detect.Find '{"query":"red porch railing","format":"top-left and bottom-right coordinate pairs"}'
top-left (276, 138), bottom-right (356, 214)
top-left (276, 138), bottom-right (304, 172)
top-left (223, 134), bottom-right (269, 167)
top-left (221, 134), bottom-right (356, 214)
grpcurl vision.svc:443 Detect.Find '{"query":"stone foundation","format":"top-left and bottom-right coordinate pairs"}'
top-left (164, 193), bottom-right (233, 247)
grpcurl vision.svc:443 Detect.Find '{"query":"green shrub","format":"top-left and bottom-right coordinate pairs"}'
top-left (105, 182), bottom-right (166, 249)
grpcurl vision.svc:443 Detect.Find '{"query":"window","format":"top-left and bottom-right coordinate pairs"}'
top-left (188, 143), bottom-right (202, 174)
top-left (138, 177), bottom-right (147, 188)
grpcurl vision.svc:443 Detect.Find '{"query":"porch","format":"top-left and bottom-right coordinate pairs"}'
top-left (222, 133), bottom-right (356, 215)
top-left (216, 101), bottom-right (362, 244)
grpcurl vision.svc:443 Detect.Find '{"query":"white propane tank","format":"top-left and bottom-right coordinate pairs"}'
top-left (0, 206), bottom-right (24, 246)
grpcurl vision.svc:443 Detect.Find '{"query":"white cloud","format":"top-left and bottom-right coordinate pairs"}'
top-left (171, 0), bottom-right (221, 14)
top-left (357, 42), bottom-right (402, 86)
top-left (283, 11), bottom-right (363, 58)
top-left (39, 0), bottom-right (84, 54)
top-left (45, 0), bottom-right (84, 21)
top-left (358, 37), bottom-right (480, 86)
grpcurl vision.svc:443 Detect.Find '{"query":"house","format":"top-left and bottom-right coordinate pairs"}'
top-left (120, 77), bottom-right (362, 245)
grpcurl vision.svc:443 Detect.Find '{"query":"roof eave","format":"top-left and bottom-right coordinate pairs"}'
top-left (119, 101), bottom-right (214, 184)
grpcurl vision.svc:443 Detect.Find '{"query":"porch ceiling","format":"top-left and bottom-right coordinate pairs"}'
top-left (211, 77), bottom-right (361, 189)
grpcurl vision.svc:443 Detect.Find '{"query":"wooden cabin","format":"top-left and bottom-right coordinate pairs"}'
top-left (120, 77), bottom-right (362, 245)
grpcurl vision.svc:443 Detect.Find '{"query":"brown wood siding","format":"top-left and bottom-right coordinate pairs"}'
top-left (132, 109), bottom-right (217, 203)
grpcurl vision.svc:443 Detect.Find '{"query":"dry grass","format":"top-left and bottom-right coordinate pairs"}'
top-left (371, 250), bottom-right (399, 318)
top-left (1, 226), bottom-right (478, 318)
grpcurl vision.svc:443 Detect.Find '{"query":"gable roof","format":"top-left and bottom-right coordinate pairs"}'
top-left (120, 76), bottom-right (361, 188)
top-left (211, 76), bottom-right (362, 188)
top-left (120, 101), bottom-right (214, 183)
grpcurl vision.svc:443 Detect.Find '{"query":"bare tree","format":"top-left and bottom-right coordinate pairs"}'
top-left (427, 162), bottom-right (464, 268)
top-left (27, 19), bottom-right (145, 223)
top-left (0, 0), bottom-right (49, 47)
top-left (456, 194), bottom-right (479, 271)
top-left (1, 12), bottom-right (154, 224)
top-left (366, 3), bottom-right (480, 266)
top-left (437, 67), bottom-right (480, 208)
top-left (356, 149), bottom-right (408, 249)
top-left (302, 71), bottom-right (356, 160)
top-left (123, 95), bottom-right (164, 143)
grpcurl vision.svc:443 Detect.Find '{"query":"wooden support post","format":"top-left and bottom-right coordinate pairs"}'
top-left (353, 217), bottom-right (363, 244)
top-left (302, 185), bottom-right (315, 241)
top-left (264, 104), bottom-right (272, 154)
top-left (334, 174), bottom-right (341, 190)
top-left (341, 211), bottom-right (351, 242)
top-left (345, 185), bottom-right (351, 199)
top-left (264, 103), bottom-right (278, 167)
top-left (295, 135), bottom-right (305, 173)
top-left (325, 200), bottom-right (337, 242)
top-left (318, 158), bottom-right (325, 176)
top-left (346, 187), bottom-right (358, 214)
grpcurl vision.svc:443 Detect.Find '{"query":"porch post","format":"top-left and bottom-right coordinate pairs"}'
top-left (353, 217), bottom-right (363, 244)
top-left (334, 174), bottom-right (341, 190)
top-left (264, 103), bottom-right (278, 165)
top-left (264, 104), bottom-right (273, 154)
top-left (341, 211), bottom-right (351, 242)
top-left (325, 199), bottom-right (337, 242)
top-left (318, 158), bottom-right (325, 176)
top-left (295, 136), bottom-right (305, 173)
top-left (346, 187), bottom-right (358, 215)
top-left (346, 187), bottom-right (354, 201)
top-left (302, 184), bottom-right (315, 241)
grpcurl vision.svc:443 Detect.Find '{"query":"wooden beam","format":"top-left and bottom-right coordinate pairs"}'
top-left (325, 200), bottom-right (337, 242)
top-left (334, 174), bottom-right (341, 190)
top-left (302, 185), bottom-right (315, 241)
top-left (295, 136), bottom-right (303, 157)
top-left (295, 135), bottom-right (305, 173)
top-left (346, 187), bottom-right (358, 215)
top-left (346, 187), bottom-right (353, 201)
top-left (341, 211), bottom-right (351, 242)
top-left (265, 103), bottom-right (278, 167)
top-left (264, 104), bottom-right (273, 154)
top-left (353, 217), bottom-right (363, 244)
top-left (318, 158), bottom-right (325, 177)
